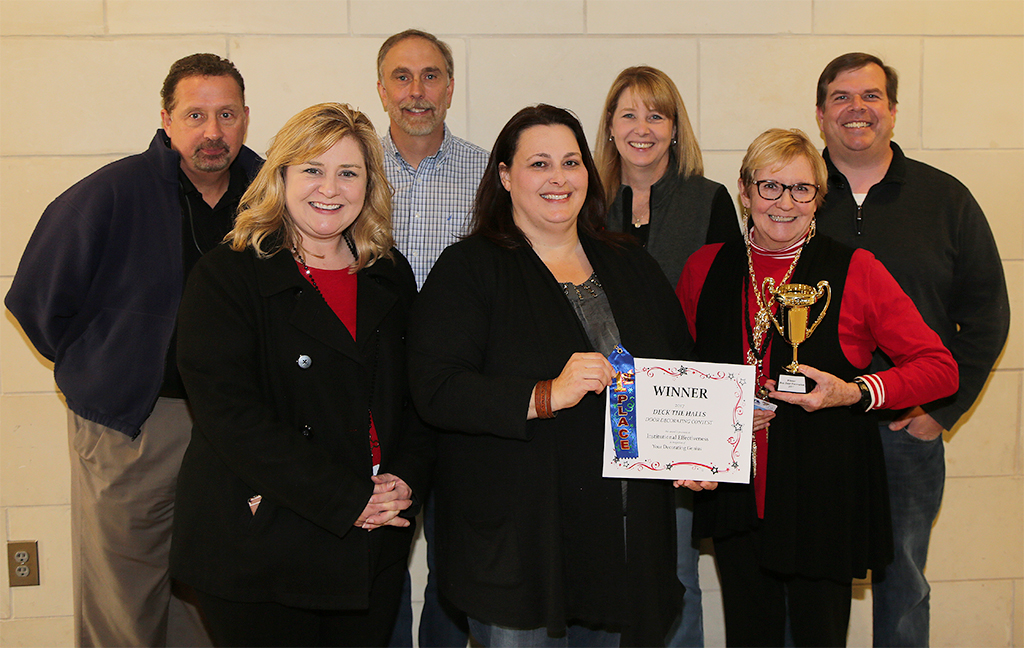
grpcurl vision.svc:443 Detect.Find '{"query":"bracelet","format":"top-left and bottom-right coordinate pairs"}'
top-left (535, 379), bottom-right (556, 419)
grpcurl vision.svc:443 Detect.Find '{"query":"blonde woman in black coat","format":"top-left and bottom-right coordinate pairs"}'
top-left (171, 103), bottom-right (432, 647)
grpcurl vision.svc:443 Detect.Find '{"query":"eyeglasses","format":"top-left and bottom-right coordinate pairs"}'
top-left (752, 180), bottom-right (818, 203)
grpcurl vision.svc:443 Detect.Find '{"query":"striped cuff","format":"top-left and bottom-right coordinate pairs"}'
top-left (857, 374), bottom-right (885, 411)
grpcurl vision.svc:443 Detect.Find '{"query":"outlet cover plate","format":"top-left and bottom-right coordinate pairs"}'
top-left (8, 541), bottom-right (40, 587)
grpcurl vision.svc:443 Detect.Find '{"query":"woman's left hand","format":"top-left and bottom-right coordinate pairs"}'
top-left (753, 408), bottom-right (775, 431)
top-left (357, 473), bottom-right (413, 530)
top-left (766, 364), bottom-right (860, 412)
top-left (673, 480), bottom-right (718, 491)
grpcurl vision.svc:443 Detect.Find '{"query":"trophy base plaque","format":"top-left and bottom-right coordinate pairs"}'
top-left (776, 373), bottom-right (816, 394)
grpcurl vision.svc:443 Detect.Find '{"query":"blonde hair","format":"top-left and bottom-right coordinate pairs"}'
top-left (596, 66), bottom-right (704, 206)
top-left (739, 128), bottom-right (828, 208)
top-left (229, 103), bottom-right (394, 271)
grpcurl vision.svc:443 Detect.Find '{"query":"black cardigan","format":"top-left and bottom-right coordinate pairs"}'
top-left (170, 244), bottom-right (433, 610)
top-left (408, 232), bottom-right (690, 646)
top-left (817, 142), bottom-right (1009, 430)
top-left (606, 171), bottom-right (740, 286)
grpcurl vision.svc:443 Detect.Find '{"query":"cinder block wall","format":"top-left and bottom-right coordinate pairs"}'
top-left (2, 1), bottom-right (1021, 646)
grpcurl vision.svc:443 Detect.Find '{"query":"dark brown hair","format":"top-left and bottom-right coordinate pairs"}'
top-left (471, 104), bottom-right (615, 249)
top-left (816, 52), bottom-right (898, 110)
top-left (161, 53), bottom-right (245, 113)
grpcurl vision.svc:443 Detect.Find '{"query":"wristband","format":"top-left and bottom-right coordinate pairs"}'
top-left (535, 379), bottom-right (556, 419)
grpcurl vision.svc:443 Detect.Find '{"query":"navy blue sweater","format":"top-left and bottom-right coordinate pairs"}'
top-left (6, 130), bottom-right (262, 437)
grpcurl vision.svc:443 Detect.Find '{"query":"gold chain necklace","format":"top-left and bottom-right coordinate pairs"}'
top-left (744, 220), bottom-right (815, 478)
top-left (743, 220), bottom-right (815, 375)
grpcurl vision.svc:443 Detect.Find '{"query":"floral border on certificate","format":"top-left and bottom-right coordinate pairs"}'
top-left (609, 364), bottom-right (748, 476)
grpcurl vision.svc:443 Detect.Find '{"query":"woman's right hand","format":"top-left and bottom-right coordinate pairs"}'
top-left (355, 474), bottom-right (412, 530)
top-left (753, 408), bottom-right (775, 431)
top-left (551, 352), bottom-right (616, 412)
top-left (532, 354), bottom-right (610, 419)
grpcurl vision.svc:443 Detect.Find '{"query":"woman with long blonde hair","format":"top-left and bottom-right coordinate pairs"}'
top-left (171, 103), bottom-right (432, 646)
top-left (597, 66), bottom-right (740, 647)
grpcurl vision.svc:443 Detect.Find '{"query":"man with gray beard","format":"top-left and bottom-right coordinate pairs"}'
top-left (376, 29), bottom-right (488, 648)
top-left (376, 29), bottom-right (488, 290)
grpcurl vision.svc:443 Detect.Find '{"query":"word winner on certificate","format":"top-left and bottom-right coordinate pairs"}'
top-left (603, 359), bottom-right (754, 484)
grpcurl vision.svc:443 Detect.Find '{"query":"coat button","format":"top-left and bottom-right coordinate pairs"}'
top-left (302, 425), bottom-right (314, 438)
top-left (296, 354), bottom-right (312, 369)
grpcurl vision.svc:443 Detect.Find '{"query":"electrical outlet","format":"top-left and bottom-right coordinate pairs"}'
top-left (8, 541), bottom-right (40, 587)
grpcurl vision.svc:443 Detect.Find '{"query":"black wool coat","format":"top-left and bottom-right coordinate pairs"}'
top-left (408, 231), bottom-right (690, 647)
top-left (171, 244), bottom-right (433, 610)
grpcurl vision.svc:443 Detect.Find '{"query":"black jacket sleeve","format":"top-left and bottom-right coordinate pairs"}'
top-left (407, 244), bottom-right (538, 441)
top-left (705, 183), bottom-right (742, 245)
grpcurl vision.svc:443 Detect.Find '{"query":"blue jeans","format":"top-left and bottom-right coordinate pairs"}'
top-left (389, 572), bottom-right (413, 647)
top-left (419, 494), bottom-right (469, 647)
top-left (666, 489), bottom-right (703, 647)
top-left (468, 618), bottom-right (620, 647)
top-left (388, 494), bottom-right (469, 648)
top-left (872, 424), bottom-right (945, 647)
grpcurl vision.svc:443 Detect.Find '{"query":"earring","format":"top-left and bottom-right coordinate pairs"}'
top-left (672, 139), bottom-right (677, 145)
top-left (608, 136), bottom-right (613, 142)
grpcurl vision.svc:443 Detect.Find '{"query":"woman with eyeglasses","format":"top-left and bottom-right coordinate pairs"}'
top-left (674, 128), bottom-right (957, 647)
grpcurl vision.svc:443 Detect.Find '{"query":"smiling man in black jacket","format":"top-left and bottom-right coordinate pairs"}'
top-left (814, 52), bottom-right (1010, 648)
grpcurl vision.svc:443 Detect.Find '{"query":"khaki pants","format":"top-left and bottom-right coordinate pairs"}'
top-left (68, 397), bottom-right (213, 647)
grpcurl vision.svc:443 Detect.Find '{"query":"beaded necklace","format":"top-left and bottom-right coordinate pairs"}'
top-left (560, 272), bottom-right (603, 301)
top-left (292, 235), bottom-right (358, 296)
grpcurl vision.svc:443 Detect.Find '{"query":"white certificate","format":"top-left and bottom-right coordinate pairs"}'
top-left (602, 359), bottom-right (754, 484)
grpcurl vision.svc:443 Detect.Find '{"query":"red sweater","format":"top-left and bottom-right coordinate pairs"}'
top-left (677, 238), bottom-right (957, 410)
top-left (677, 238), bottom-right (958, 516)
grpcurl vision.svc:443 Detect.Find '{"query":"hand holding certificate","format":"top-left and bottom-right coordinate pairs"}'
top-left (603, 346), bottom-right (755, 484)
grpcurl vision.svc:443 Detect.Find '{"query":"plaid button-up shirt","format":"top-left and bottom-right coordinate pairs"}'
top-left (383, 126), bottom-right (489, 289)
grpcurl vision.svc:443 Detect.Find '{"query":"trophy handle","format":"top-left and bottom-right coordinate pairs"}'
top-left (761, 277), bottom-right (785, 335)
top-left (805, 281), bottom-right (832, 337)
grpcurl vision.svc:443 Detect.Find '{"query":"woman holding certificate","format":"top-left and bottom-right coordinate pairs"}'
top-left (675, 128), bottom-right (957, 647)
top-left (408, 104), bottom-right (688, 647)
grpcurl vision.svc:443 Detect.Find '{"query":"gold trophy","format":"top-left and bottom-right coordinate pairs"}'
top-left (764, 280), bottom-right (831, 394)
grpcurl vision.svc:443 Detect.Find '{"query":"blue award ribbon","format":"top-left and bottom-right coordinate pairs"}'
top-left (608, 345), bottom-right (639, 459)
